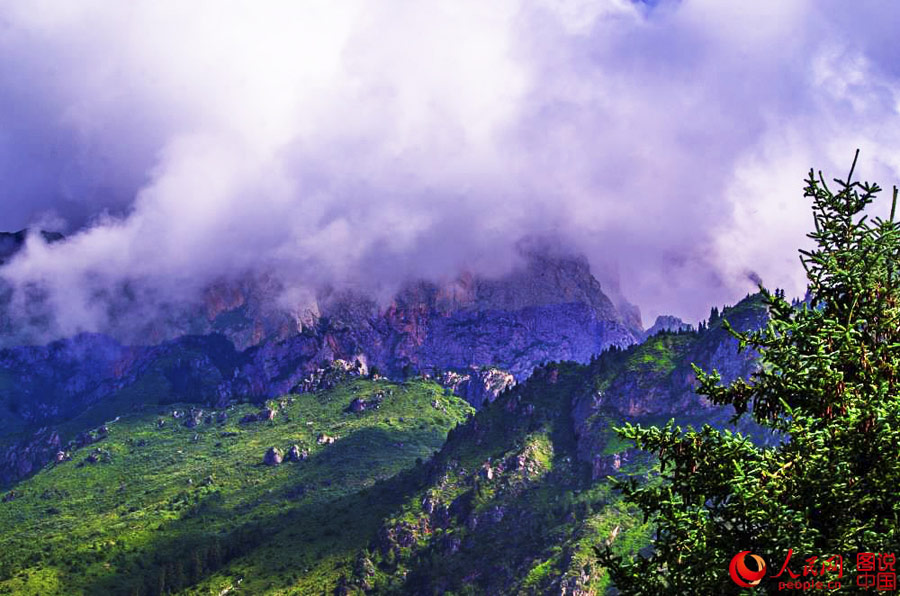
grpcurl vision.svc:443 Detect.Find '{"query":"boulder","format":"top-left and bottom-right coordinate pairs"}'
top-left (263, 447), bottom-right (283, 466)
top-left (286, 444), bottom-right (308, 462)
top-left (422, 496), bottom-right (436, 515)
top-left (184, 408), bottom-right (203, 428)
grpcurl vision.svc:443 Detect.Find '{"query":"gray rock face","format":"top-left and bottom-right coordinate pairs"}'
top-left (215, 252), bottom-right (640, 399)
top-left (1, 249), bottom-right (639, 395)
top-left (440, 368), bottom-right (516, 409)
top-left (0, 428), bottom-right (61, 484)
top-left (642, 315), bottom-right (693, 340)
top-left (375, 251), bottom-right (640, 379)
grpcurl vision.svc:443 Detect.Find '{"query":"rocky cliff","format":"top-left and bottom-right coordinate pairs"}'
top-left (0, 237), bottom-right (640, 359)
top-left (2, 248), bottom-right (639, 397)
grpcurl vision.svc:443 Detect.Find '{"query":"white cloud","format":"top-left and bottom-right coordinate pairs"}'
top-left (1, 0), bottom-right (899, 340)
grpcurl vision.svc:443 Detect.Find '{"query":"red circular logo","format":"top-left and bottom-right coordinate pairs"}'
top-left (729, 551), bottom-right (766, 587)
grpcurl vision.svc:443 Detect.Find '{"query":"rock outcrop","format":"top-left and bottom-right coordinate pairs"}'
top-left (641, 315), bottom-right (693, 340)
top-left (0, 428), bottom-right (62, 484)
top-left (287, 445), bottom-right (307, 462)
top-left (263, 447), bottom-right (283, 466)
top-left (440, 367), bottom-right (516, 409)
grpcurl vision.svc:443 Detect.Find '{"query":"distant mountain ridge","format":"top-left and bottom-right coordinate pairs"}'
top-left (0, 233), bottom-right (641, 360)
top-left (0, 240), bottom-right (653, 484)
top-left (0, 247), bottom-right (642, 417)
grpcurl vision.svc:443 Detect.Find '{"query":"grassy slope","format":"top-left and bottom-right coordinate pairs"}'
top-left (0, 366), bottom-right (655, 596)
top-left (0, 379), bottom-right (473, 595)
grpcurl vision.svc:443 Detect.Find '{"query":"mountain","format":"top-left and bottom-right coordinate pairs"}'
top-left (358, 294), bottom-right (768, 594)
top-left (250, 249), bottom-right (640, 384)
top-left (0, 238), bottom-right (641, 361)
top-left (640, 315), bottom-right (692, 341)
top-left (0, 248), bottom-right (642, 484)
top-left (0, 293), bottom-right (766, 594)
top-left (0, 228), bottom-right (772, 593)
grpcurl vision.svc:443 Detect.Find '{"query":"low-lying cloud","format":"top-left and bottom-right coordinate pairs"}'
top-left (2, 0), bottom-right (900, 341)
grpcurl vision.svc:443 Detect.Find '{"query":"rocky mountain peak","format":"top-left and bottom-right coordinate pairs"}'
top-left (642, 315), bottom-right (692, 340)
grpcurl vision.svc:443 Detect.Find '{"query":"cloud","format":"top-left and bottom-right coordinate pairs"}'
top-left (1, 0), bottom-right (900, 341)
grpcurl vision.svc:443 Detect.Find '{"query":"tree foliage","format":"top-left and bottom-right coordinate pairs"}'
top-left (598, 153), bottom-right (900, 594)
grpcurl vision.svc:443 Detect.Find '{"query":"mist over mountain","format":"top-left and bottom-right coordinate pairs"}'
top-left (3, 1), bottom-right (900, 340)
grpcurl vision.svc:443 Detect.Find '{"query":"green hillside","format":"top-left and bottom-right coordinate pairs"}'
top-left (0, 366), bottom-right (658, 595)
top-left (0, 379), bottom-right (473, 595)
top-left (356, 361), bottom-right (655, 595)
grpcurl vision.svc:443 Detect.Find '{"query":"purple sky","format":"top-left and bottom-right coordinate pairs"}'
top-left (2, 0), bottom-right (900, 335)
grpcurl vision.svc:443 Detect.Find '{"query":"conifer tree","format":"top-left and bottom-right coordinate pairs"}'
top-left (598, 153), bottom-right (900, 594)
